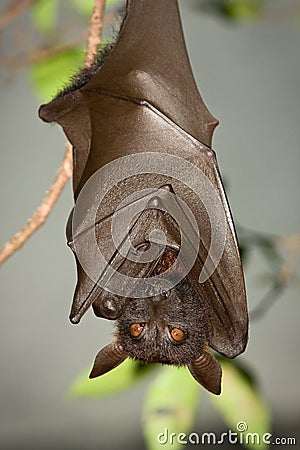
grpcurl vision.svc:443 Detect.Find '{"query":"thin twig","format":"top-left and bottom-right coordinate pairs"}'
top-left (250, 232), bottom-right (300, 321)
top-left (277, 232), bottom-right (300, 287)
top-left (0, 0), bottom-right (38, 30)
top-left (3, 35), bottom-right (88, 72)
top-left (250, 280), bottom-right (284, 321)
top-left (262, 2), bottom-right (300, 22)
top-left (0, 0), bottom-right (106, 266)
top-left (0, 143), bottom-right (73, 265)
top-left (85, 0), bottom-right (106, 67)
top-left (2, 9), bottom-right (115, 73)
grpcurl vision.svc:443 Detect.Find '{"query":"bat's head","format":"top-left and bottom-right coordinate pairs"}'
top-left (116, 278), bottom-right (209, 366)
top-left (89, 264), bottom-right (222, 394)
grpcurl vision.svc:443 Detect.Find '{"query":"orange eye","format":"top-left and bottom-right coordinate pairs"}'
top-left (171, 328), bottom-right (185, 342)
top-left (129, 323), bottom-right (144, 338)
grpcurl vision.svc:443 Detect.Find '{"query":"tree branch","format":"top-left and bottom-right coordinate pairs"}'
top-left (2, 9), bottom-right (116, 73)
top-left (0, 143), bottom-right (73, 265)
top-left (0, 0), bottom-right (38, 30)
top-left (85, 0), bottom-right (106, 68)
top-left (0, 0), bottom-right (106, 266)
top-left (250, 232), bottom-right (300, 321)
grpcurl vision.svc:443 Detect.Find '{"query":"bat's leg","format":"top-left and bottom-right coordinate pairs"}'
top-left (89, 341), bottom-right (128, 379)
top-left (188, 344), bottom-right (222, 395)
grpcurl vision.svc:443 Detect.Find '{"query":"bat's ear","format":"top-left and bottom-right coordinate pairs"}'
top-left (39, 92), bottom-right (91, 196)
top-left (187, 346), bottom-right (222, 395)
top-left (89, 341), bottom-right (128, 378)
top-left (39, 91), bottom-right (81, 123)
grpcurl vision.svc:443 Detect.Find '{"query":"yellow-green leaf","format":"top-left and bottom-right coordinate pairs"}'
top-left (69, 359), bottom-right (154, 398)
top-left (225, 1), bottom-right (260, 20)
top-left (142, 366), bottom-right (200, 450)
top-left (211, 359), bottom-right (271, 450)
top-left (32, 0), bottom-right (59, 32)
top-left (30, 48), bottom-right (85, 102)
top-left (70, 0), bottom-right (121, 16)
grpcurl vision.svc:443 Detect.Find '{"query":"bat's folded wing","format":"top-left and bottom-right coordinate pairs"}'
top-left (39, 0), bottom-right (247, 356)
top-left (66, 194), bottom-right (182, 323)
top-left (43, 93), bottom-right (247, 357)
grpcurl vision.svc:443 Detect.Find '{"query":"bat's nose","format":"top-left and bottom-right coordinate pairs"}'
top-left (151, 294), bottom-right (165, 303)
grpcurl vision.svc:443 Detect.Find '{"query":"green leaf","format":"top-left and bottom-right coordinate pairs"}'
top-left (211, 359), bottom-right (271, 450)
top-left (70, 0), bottom-right (120, 16)
top-left (30, 47), bottom-right (85, 102)
top-left (32, 0), bottom-right (59, 32)
top-left (70, 0), bottom-right (94, 15)
top-left (69, 359), bottom-right (154, 398)
top-left (142, 366), bottom-right (200, 450)
top-left (225, 1), bottom-right (261, 20)
top-left (105, 0), bottom-right (123, 8)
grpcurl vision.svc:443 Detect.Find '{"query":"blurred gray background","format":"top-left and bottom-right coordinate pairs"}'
top-left (0, 1), bottom-right (299, 449)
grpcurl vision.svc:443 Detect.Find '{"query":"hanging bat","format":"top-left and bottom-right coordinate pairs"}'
top-left (39, 0), bottom-right (248, 395)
